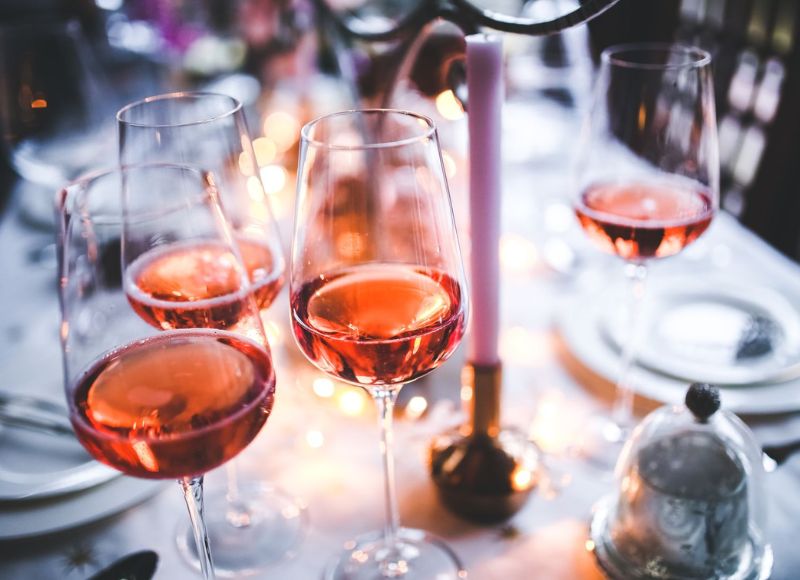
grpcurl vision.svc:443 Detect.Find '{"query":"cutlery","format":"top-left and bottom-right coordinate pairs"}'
top-left (88, 550), bottom-right (158, 580)
top-left (0, 390), bottom-right (74, 437)
top-left (0, 391), bottom-right (119, 501)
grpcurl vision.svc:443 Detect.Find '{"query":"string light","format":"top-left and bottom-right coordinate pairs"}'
top-left (435, 90), bottom-right (464, 121)
top-left (253, 137), bottom-right (277, 165)
top-left (263, 111), bottom-right (300, 152)
top-left (239, 151), bottom-right (255, 176)
top-left (499, 327), bottom-right (551, 367)
top-left (528, 390), bottom-right (584, 455)
top-left (338, 389), bottom-right (367, 416)
top-left (313, 377), bottom-right (335, 398)
top-left (405, 396), bottom-right (428, 419)
top-left (246, 175), bottom-right (265, 200)
top-left (259, 165), bottom-right (288, 195)
top-left (511, 466), bottom-right (533, 491)
top-left (499, 234), bottom-right (539, 274)
top-left (305, 430), bottom-right (325, 448)
top-left (441, 151), bottom-right (458, 179)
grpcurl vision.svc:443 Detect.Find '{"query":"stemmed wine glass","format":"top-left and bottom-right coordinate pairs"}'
top-left (57, 164), bottom-right (277, 580)
top-left (117, 92), bottom-right (303, 575)
top-left (291, 109), bottom-right (469, 579)
top-left (573, 44), bottom-right (719, 462)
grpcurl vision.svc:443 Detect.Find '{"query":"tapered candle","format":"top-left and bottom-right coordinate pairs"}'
top-left (466, 33), bottom-right (503, 366)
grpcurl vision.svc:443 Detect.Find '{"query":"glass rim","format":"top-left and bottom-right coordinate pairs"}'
top-left (301, 109), bottom-right (436, 150)
top-left (58, 162), bottom-right (215, 225)
top-left (601, 43), bottom-right (711, 71)
top-left (116, 91), bottom-right (242, 129)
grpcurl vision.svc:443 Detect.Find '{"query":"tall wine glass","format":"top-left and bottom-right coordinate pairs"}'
top-left (573, 44), bottom-right (719, 461)
top-left (291, 109), bottom-right (469, 579)
top-left (117, 92), bottom-right (303, 575)
top-left (57, 164), bottom-right (277, 580)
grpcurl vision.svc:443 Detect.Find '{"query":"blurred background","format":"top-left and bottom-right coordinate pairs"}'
top-left (0, 0), bottom-right (798, 260)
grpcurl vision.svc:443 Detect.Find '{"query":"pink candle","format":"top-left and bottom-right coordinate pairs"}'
top-left (466, 33), bottom-right (503, 366)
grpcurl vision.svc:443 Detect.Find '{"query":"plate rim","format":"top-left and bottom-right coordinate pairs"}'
top-left (0, 458), bottom-right (121, 503)
top-left (556, 288), bottom-right (800, 415)
top-left (599, 278), bottom-right (800, 386)
top-left (0, 475), bottom-right (165, 541)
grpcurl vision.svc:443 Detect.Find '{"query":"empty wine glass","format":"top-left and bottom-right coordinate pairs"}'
top-left (573, 44), bottom-right (719, 464)
top-left (117, 92), bottom-right (303, 575)
top-left (0, 19), bottom-right (116, 227)
top-left (291, 109), bottom-right (469, 579)
top-left (57, 164), bottom-right (277, 580)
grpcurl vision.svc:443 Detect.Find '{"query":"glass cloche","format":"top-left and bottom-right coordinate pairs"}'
top-left (590, 383), bottom-right (772, 579)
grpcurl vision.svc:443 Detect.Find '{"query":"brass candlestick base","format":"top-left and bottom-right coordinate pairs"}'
top-left (429, 363), bottom-right (541, 523)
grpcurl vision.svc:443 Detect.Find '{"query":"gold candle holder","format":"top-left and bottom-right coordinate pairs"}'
top-left (429, 362), bottom-right (542, 523)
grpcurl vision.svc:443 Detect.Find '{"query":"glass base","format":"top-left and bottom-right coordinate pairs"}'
top-left (323, 528), bottom-right (467, 580)
top-left (176, 482), bottom-right (307, 577)
top-left (575, 414), bottom-right (630, 472)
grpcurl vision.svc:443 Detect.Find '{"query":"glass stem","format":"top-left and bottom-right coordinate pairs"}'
top-left (373, 388), bottom-right (401, 554)
top-left (610, 262), bottom-right (649, 439)
top-left (180, 476), bottom-right (216, 580)
top-left (224, 460), bottom-right (252, 528)
top-left (226, 460), bottom-right (240, 503)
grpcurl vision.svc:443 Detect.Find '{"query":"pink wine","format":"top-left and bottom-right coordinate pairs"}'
top-left (126, 239), bottom-right (282, 330)
top-left (575, 182), bottom-right (713, 260)
top-left (291, 263), bottom-right (465, 388)
top-left (237, 236), bottom-right (284, 310)
top-left (70, 330), bottom-right (275, 479)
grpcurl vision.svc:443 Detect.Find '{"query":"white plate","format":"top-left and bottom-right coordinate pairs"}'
top-left (0, 475), bottom-right (165, 541)
top-left (599, 278), bottom-right (800, 386)
top-left (0, 425), bottom-right (119, 502)
top-left (556, 287), bottom-right (800, 415)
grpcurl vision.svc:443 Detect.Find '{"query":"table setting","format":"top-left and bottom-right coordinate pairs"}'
top-left (1, 1), bottom-right (800, 579)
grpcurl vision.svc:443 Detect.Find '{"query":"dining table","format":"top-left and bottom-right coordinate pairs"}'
top-left (0, 94), bottom-right (799, 580)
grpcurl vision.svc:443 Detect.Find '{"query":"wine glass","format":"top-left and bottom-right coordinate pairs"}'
top-left (117, 92), bottom-right (303, 575)
top-left (0, 19), bottom-right (117, 228)
top-left (57, 164), bottom-right (277, 580)
top-left (573, 44), bottom-right (719, 462)
top-left (291, 109), bottom-right (469, 579)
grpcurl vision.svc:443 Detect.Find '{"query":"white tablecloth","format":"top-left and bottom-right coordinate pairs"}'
top-left (1, 145), bottom-right (799, 580)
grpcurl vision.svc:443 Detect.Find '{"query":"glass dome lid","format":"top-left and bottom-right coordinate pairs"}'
top-left (590, 383), bottom-right (773, 580)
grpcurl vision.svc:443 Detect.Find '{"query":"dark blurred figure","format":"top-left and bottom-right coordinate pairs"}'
top-left (589, 0), bottom-right (800, 262)
top-left (588, 0), bottom-right (682, 55)
top-left (0, 152), bottom-right (12, 218)
top-left (0, 0), bottom-right (102, 34)
top-left (0, 0), bottom-right (105, 218)
top-left (0, 0), bottom-right (166, 222)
